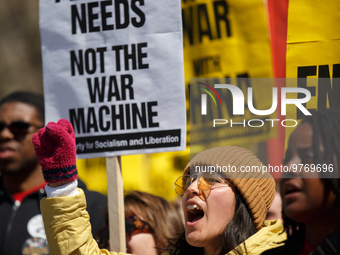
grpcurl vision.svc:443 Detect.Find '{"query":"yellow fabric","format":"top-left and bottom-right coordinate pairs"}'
top-left (40, 188), bottom-right (286, 255)
top-left (226, 220), bottom-right (287, 255)
top-left (285, 0), bottom-right (340, 149)
top-left (40, 188), bottom-right (127, 255)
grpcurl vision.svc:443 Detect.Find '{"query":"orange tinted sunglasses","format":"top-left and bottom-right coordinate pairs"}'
top-left (125, 215), bottom-right (152, 236)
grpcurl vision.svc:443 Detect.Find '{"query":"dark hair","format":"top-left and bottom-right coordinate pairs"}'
top-left (0, 91), bottom-right (44, 123)
top-left (167, 189), bottom-right (256, 255)
top-left (302, 109), bottom-right (340, 187)
top-left (282, 109), bottom-right (340, 254)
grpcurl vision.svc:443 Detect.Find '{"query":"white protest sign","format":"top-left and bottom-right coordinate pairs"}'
top-left (40, 0), bottom-right (186, 159)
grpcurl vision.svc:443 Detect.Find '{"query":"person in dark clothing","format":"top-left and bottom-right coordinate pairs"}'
top-left (0, 91), bottom-right (107, 255)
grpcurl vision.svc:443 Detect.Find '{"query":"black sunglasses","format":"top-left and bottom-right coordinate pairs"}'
top-left (0, 121), bottom-right (41, 135)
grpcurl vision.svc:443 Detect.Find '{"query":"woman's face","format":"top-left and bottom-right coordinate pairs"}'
top-left (182, 176), bottom-right (236, 253)
top-left (280, 122), bottom-right (337, 223)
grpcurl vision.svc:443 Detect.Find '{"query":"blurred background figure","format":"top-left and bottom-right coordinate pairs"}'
top-left (265, 180), bottom-right (283, 221)
top-left (0, 91), bottom-right (108, 255)
top-left (125, 191), bottom-right (184, 255)
top-left (96, 190), bottom-right (184, 255)
top-left (263, 108), bottom-right (340, 255)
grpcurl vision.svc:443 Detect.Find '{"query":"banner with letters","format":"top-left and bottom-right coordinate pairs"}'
top-left (182, 0), bottom-right (273, 81)
top-left (40, 0), bottom-right (186, 158)
top-left (182, 0), bottom-right (275, 148)
top-left (285, 0), bottom-right (340, 147)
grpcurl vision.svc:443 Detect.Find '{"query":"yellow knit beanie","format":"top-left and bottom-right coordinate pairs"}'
top-left (183, 146), bottom-right (275, 230)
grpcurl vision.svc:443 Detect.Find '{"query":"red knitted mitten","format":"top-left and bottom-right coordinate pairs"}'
top-left (32, 119), bottom-right (78, 183)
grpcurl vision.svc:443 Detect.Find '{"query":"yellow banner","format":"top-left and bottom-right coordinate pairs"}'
top-left (286, 0), bottom-right (340, 148)
top-left (183, 0), bottom-right (273, 80)
top-left (183, 0), bottom-right (275, 150)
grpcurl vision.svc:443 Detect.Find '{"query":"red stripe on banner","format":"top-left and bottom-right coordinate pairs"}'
top-left (266, 0), bottom-right (289, 179)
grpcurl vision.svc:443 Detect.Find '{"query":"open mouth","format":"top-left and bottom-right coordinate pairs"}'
top-left (187, 204), bottom-right (204, 223)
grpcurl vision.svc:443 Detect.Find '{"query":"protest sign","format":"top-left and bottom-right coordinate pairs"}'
top-left (285, 0), bottom-right (340, 147)
top-left (39, 0), bottom-right (185, 251)
top-left (182, 0), bottom-right (276, 149)
top-left (40, 0), bottom-right (186, 159)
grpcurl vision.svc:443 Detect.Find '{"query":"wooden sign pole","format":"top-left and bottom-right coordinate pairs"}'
top-left (106, 156), bottom-right (126, 252)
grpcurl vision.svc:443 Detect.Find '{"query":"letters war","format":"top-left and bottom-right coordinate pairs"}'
top-left (182, 0), bottom-right (231, 46)
top-left (69, 73), bottom-right (159, 134)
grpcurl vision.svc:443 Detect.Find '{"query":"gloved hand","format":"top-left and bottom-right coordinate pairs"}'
top-left (32, 119), bottom-right (78, 183)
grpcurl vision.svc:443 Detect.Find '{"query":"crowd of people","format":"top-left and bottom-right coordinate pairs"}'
top-left (1, 90), bottom-right (339, 255)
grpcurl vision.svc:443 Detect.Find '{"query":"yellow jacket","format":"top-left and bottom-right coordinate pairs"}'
top-left (40, 188), bottom-right (286, 255)
top-left (226, 220), bottom-right (286, 255)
